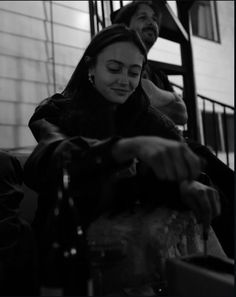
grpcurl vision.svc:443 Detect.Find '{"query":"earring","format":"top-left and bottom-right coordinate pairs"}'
top-left (88, 73), bottom-right (95, 85)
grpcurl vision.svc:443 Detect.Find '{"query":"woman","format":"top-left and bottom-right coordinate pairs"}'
top-left (25, 23), bottom-right (219, 220)
top-left (24, 24), bottom-right (223, 294)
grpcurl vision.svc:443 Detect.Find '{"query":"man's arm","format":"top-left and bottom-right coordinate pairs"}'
top-left (142, 78), bottom-right (188, 125)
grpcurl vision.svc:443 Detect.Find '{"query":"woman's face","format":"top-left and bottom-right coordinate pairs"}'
top-left (89, 41), bottom-right (144, 104)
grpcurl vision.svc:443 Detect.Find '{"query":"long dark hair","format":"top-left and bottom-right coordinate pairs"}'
top-left (110, 1), bottom-right (163, 27)
top-left (61, 24), bottom-right (147, 100)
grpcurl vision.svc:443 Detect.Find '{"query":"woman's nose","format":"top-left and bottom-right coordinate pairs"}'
top-left (118, 72), bottom-right (129, 85)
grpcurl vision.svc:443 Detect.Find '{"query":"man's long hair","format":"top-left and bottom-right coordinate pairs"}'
top-left (110, 1), bottom-right (163, 27)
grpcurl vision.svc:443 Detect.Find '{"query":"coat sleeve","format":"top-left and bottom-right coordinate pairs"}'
top-left (23, 135), bottom-right (132, 193)
top-left (28, 93), bottom-right (69, 142)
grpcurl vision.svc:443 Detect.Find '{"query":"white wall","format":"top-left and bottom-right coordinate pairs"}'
top-left (0, 0), bottom-right (91, 148)
top-left (0, 0), bottom-right (234, 149)
top-left (148, 1), bottom-right (234, 108)
top-left (192, 1), bottom-right (234, 107)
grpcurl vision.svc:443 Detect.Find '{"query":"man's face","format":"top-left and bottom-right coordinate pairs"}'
top-left (129, 4), bottom-right (159, 51)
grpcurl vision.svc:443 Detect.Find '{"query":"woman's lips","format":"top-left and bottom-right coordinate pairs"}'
top-left (112, 88), bottom-right (130, 95)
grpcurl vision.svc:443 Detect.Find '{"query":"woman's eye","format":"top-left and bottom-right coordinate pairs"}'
top-left (129, 72), bottom-right (140, 77)
top-left (139, 16), bottom-right (146, 20)
top-left (107, 67), bottom-right (121, 73)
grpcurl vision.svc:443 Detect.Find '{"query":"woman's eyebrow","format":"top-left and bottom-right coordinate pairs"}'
top-left (136, 12), bottom-right (148, 17)
top-left (137, 11), bottom-right (157, 19)
top-left (137, 12), bottom-right (146, 16)
top-left (107, 60), bottom-right (142, 69)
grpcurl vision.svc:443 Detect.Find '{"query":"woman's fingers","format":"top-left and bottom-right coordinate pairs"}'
top-left (196, 189), bottom-right (212, 227)
top-left (151, 149), bottom-right (177, 181)
top-left (180, 144), bottom-right (201, 181)
top-left (118, 136), bottom-right (201, 182)
top-left (167, 144), bottom-right (195, 182)
top-left (197, 187), bottom-right (221, 225)
top-left (207, 187), bottom-right (221, 218)
top-left (180, 181), bottom-right (221, 225)
top-left (152, 142), bottom-right (201, 182)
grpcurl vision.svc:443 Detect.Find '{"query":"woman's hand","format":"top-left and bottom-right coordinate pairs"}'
top-left (112, 136), bottom-right (201, 182)
top-left (180, 180), bottom-right (221, 228)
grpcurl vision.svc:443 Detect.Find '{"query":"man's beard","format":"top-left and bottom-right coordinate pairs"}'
top-left (141, 29), bottom-right (158, 51)
top-left (142, 35), bottom-right (157, 51)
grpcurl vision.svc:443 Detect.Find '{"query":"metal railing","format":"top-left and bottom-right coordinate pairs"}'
top-left (172, 82), bottom-right (234, 168)
top-left (89, 0), bottom-right (124, 37)
top-left (201, 98), bottom-right (234, 169)
top-left (88, 0), bottom-right (234, 169)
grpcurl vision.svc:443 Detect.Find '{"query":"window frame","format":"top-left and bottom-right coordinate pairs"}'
top-left (190, 0), bottom-right (221, 43)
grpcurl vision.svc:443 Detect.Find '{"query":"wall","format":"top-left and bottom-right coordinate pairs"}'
top-left (0, 0), bottom-right (234, 150)
top-left (147, 1), bottom-right (234, 168)
top-left (192, 1), bottom-right (234, 107)
top-left (0, 0), bottom-right (91, 149)
top-left (149, 1), bottom-right (234, 109)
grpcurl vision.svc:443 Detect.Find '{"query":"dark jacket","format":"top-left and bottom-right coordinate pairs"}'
top-left (142, 61), bottom-right (234, 258)
top-left (0, 150), bottom-right (23, 253)
top-left (24, 85), bottom-right (184, 235)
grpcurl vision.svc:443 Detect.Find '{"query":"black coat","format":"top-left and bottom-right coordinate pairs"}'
top-left (24, 84), bottom-right (184, 234)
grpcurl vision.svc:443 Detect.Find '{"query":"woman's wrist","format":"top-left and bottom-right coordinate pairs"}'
top-left (111, 137), bottom-right (138, 163)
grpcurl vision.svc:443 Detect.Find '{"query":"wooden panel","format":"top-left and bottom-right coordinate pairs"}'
top-left (0, 78), bottom-right (52, 103)
top-left (0, 79), bottom-right (20, 102)
top-left (19, 103), bottom-right (38, 125)
top-left (53, 64), bottom-right (75, 88)
top-left (0, 10), bottom-right (49, 40)
top-left (18, 126), bottom-right (37, 147)
top-left (53, 23), bottom-right (90, 48)
top-left (0, 1), bottom-right (45, 19)
top-left (0, 102), bottom-right (17, 125)
top-left (54, 43), bottom-right (85, 67)
top-left (0, 7), bottom-right (90, 43)
top-left (0, 1), bottom-right (92, 148)
top-left (0, 0), bottom-right (90, 26)
top-left (0, 31), bottom-right (87, 69)
top-left (0, 101), bottom-right (35, 126)
top-left (191, 1), bottom-right (234, 106)
top-left (0, 126), bottom-right (16, 147)
top-left (0, 32), bottom-right (48, 60)
top-left (52, 4), bottom-right (90, 31)
top-left (54, 1), bottom-right (89, 13)
top-left (0, 56), bottom-right (53, 83)
top-left (0, 125), bottom-right (36, 148)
